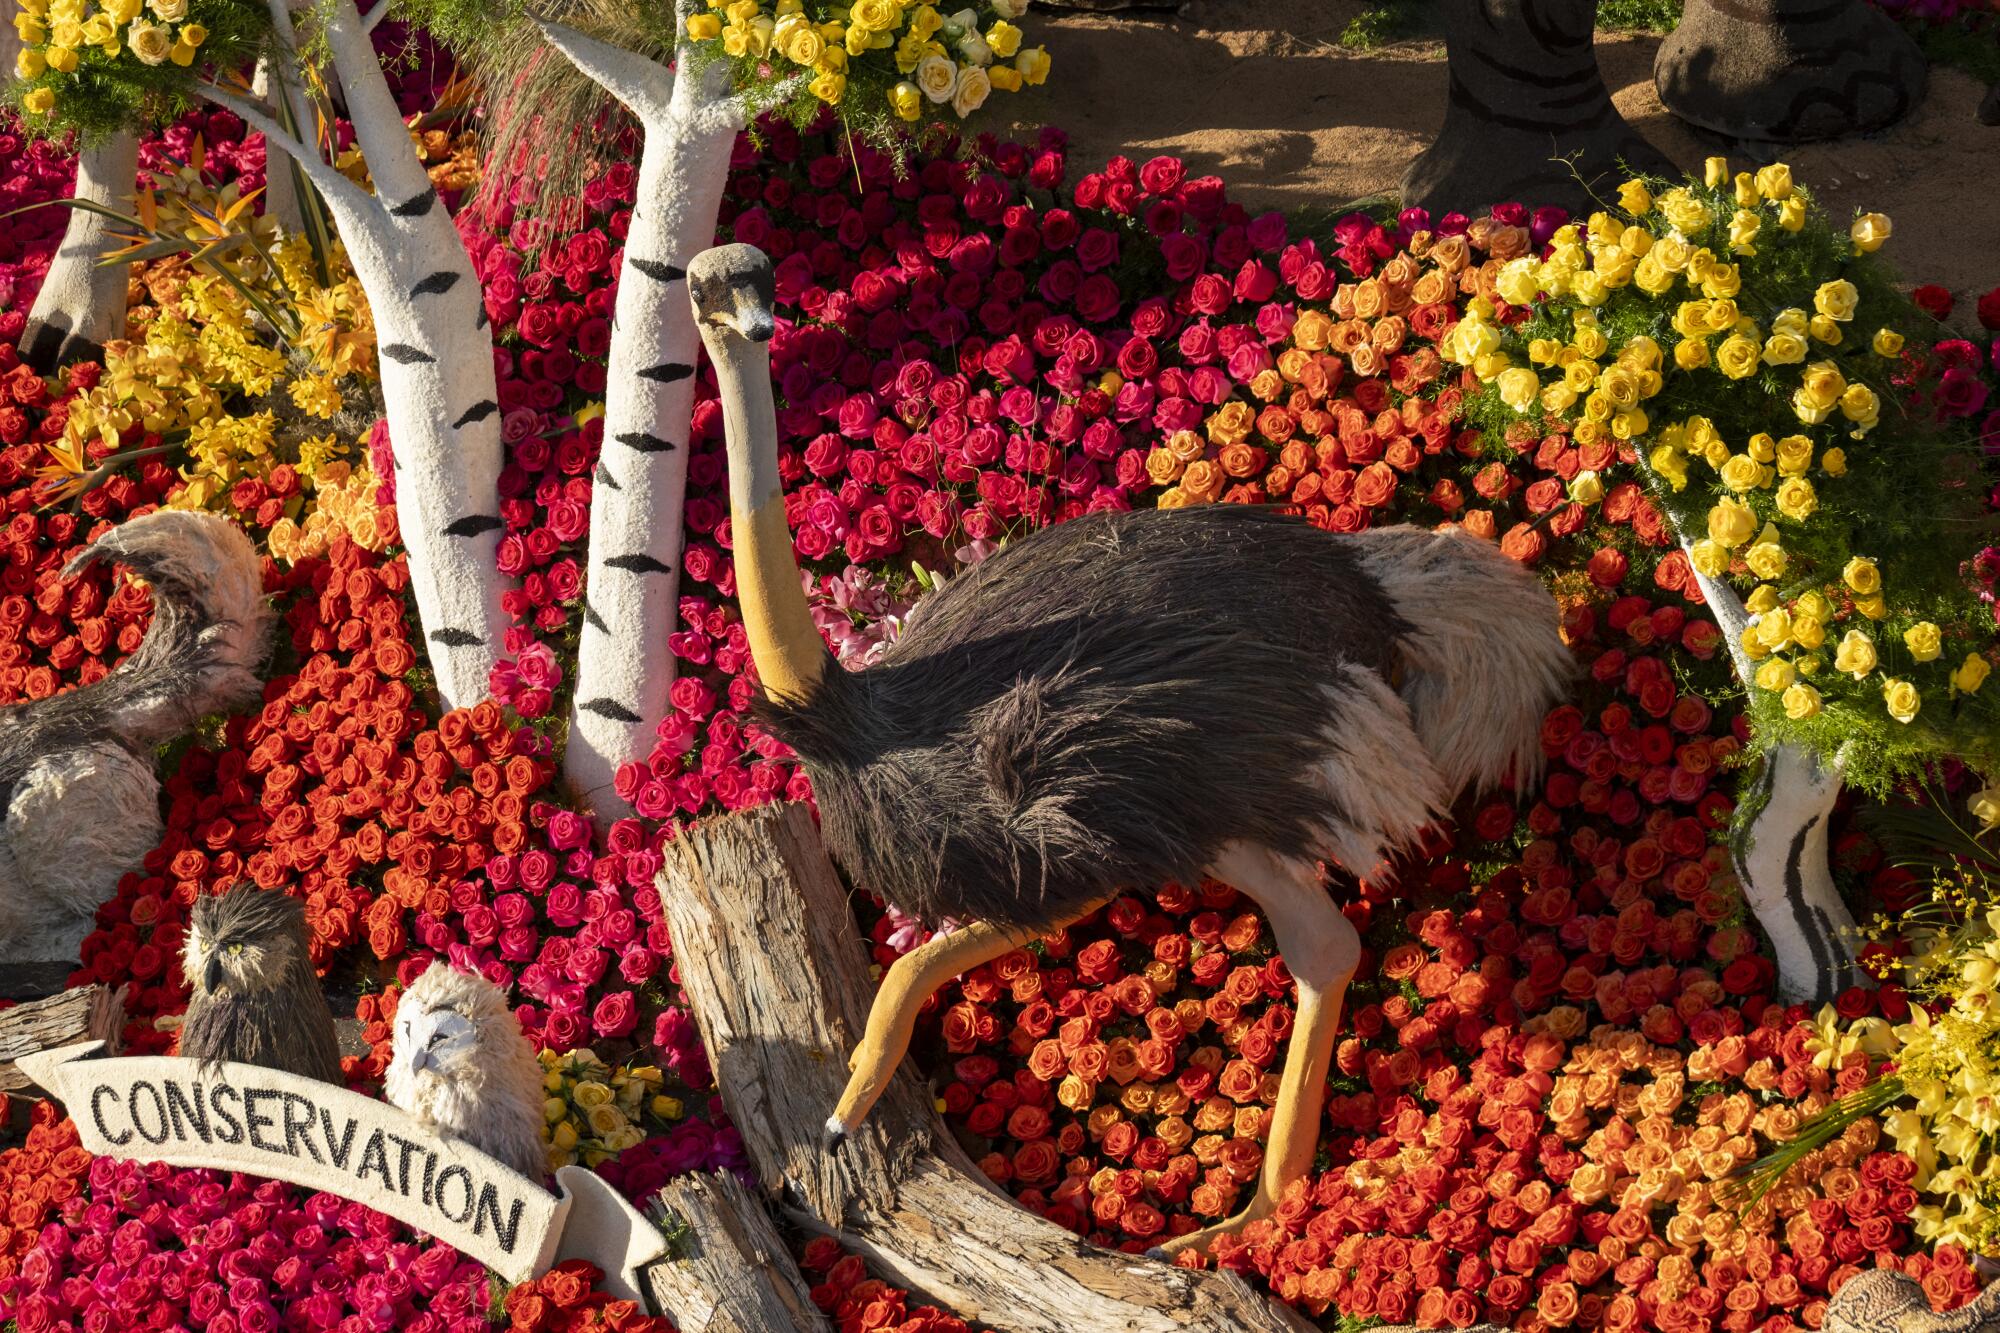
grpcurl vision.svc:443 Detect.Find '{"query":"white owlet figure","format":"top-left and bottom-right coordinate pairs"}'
top-left (383, 962), bottom-right (548, 1181)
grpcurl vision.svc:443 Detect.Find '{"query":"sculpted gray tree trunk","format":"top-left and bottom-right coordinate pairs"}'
top-left (18, 132), bottom-right (139, 372)
top-left (1656, 0), bottom-right (1925, 141)
top-left (1403, 0), bottom-right (1674, 217)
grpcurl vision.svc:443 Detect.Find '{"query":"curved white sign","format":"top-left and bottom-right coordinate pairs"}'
top-left (17, 1043), bottom-right (666, 1301)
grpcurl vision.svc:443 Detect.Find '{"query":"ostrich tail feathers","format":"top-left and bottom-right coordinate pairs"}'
top-left (70, 510), bottom-right (275, 745)
top-left (1348, 525), bottom-right (1573, 801)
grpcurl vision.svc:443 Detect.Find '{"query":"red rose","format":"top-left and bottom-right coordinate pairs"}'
top-left (1912, 284), bottom-right (1954, 320)
top-left (1978, 285), bottom-right (2000, 330)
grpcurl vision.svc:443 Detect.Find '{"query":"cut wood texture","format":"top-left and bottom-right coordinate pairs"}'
top-left (659, 802), bottom-right (1313, 1333)
top-left (0, 985), bottom-right (123, 1092)
top-left (649, 1170), bottom-right (830, 1333)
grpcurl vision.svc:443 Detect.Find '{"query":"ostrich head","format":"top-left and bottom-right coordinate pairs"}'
top-left (185, 884), bottom-right (310, 998)
top-left (687, 244), bottom-right (775, 347)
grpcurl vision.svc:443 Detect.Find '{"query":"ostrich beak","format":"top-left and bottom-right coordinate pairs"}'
top-left (204, 956), bottom-right (223, 993)
top-left (711, 292), bottom-right (774, 344)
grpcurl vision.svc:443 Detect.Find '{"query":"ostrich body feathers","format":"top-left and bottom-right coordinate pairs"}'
top-left (384, 962), bottom-right (549, 1181)
top-left (180, 885), bottom-right (343, 1084)
top-left (0, 511), bottom-right (273, 960)
top-left (757, 505), bottom-right (1572, 933)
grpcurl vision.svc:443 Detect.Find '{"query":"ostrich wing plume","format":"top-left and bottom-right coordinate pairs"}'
top-left (384, 962), bottom-right (549, 1180)
top-left (179, 884), bottom-right (342, 1084)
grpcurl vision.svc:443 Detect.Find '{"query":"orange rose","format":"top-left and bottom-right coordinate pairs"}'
top-left (1540, 1281), bottom-right (1581, 1327)
top-left (1352, 279), bottom-right (1387, 320)
top-left (1217, 441), bottom-right (1265, 479)
top-left (1429, 233), bottom-right (1472, 273)
top-left (1144, 448), bottom-right (1183, 486)
top-left (1217, 1059), bottom-right (1263, 1103)
top-left (1206, 400), bottom-right (1254, 446)
top-left (1412, 268), bottom-right (1453, 306)
top-left (1180, 460), bottom-right (1224, 502)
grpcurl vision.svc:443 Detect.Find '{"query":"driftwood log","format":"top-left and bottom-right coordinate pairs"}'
top-left (659, 802), bottom-right (1312, 1333)
top-left (648, 1171), bottom-right (831, 1333)
top-left (1, 985), bottom-right (123, 1092)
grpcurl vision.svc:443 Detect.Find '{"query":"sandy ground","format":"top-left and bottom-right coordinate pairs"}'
top-left (999, 0), bottom-right (2000, 297)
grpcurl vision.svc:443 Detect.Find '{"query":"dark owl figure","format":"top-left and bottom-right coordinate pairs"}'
top-left (179, 884), bottom-right (342, 1084)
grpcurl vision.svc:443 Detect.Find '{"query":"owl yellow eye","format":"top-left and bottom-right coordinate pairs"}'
top-left (229, 944), bottom-right (243, 954)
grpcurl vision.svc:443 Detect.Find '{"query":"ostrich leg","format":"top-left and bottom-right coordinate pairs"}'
top-left (537, 22), bottom-right (745, 819)
top-left (1402, 0), bottom-right (1673, 217)
top-left (1655, 0), bottom-right (1924, 142)
top-left (1155, 844), bottom-right (1358, 1257)
top-left (18, 132), bottom-right (139, 372)
top-left (1680, 542), bottom-right (1862, 1005)
top-left (827, 901), bottom-right (1110, 1146)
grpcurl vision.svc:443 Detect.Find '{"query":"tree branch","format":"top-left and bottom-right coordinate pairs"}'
top-left (536, 20), bottom-right (675, 125)
top-left (319, 0), bottom-right (436, 209)
top-left (197, 83), bottom-right (377, 223)
top-left (361, 0), bottom-right (396, 36)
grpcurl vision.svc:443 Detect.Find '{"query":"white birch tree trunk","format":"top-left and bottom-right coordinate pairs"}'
top-left (538, 23), bottom-right (751, 820)
top-left (207, 0), bottom-right (507, 709)
top-left (1680, 540), bottom-right (1865, 1005)
top-left (250, 52), bottom-right (309, 236)
top-left (19, 132), bottom-right (138, 371)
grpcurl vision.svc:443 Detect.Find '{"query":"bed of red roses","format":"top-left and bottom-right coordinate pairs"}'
top-left (3, 33), bottom-right (2000, 1331)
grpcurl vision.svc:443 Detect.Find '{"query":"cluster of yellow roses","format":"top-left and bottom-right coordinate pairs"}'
top-left (1446, 160), bottom-right (1994, 737)
top-left (12, 0), bottom-right (208, 114)
top-left (537, 1047), bottom-right (682, 1171)
top-left (1809, 898), bottom-right (2000, 1254)
top-left (685, 0), bottom-right (1048, 119)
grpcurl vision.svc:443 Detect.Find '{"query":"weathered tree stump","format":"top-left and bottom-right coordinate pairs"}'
top-left (1403, 0), bottom-right (1674, 217)
top-left (1, 985), bottom-right (122, 1093)
top-left (649, 1171), bottom-right (830, 1333)
top-left (659, 803), bottom-right (1313, 1333)
top-left (1655, 0), bottom-right (1925, 142)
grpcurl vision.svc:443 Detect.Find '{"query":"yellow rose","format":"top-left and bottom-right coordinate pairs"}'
top-left (1633, 253), bottom-right (1675, 296)
top-left (1700, 263), bottom-right (1741, 299)
top-left (1708, 497), bottom-right (1757, 548)
top-left (551, 1120), bottom-right (579, 1151)
top-left (1782, 682), bottom-right (1823, 720)
top-left (1674, 338), bottom-right (1710, 371)
top-left (1793, 613), bottom-right (1825, 650)
top-left (1618, 180), bottom-right (1653, 215)
top-left (1659, 189), bottom-right (1710, 235)
top-left (586, 1103), bottom-right (626, 1137)
top-left (810, 70), bottom-right (846, 103)
top-left (1794, 361), bottom-right (1846, 419)
top-left (1728, 209), bottom-right (1760, 255)
top-left (1882, 677), bottom-right (1920, 724)
top-left (1651, 445), bottom-right (1690, 492)
top-left (889, 80), bottom-right (922, 119)
top-left (1774, 476), bottom-right (1817, 521)
top-left (1972, 785), bottom-right (2000, 832)
top-left (1744, 539), bottom-right (1788, 580)
top-left (1568, 470), bottom-right (1604, 506)
top-left (851, 0), bottom-right (899, 28)
top-left (1689, 538), bottom-right (1729, 577)
top-left (1850, 213), bottom-right (1891, 253)
top-left (1746, 584), bottom-right (1780, 616)
top-left (1834, 629), bottom-right (1878, 678)
top-left (1902, 622), bottom-right (1942, 662)
top-left (1719, 454), bottom-right (1763, 493)
top-left (1715, 335), bottom-right (1761, 380)
top-left (1774, 435), bottom-right (1813, 476)
top-left (1651, 236), bottom-right (1694, 273)
top-left (1807, 314), bottom-right (1843, 346)
top-left (1762, 332), bottom-right (1806, 366)
top-left (1872, 328), bottom-right (1905, 358)
top-left (1843, 557), bottom-right (1881, 595)
top-left (1839, 383), bottom-right (1878, 429)
top-left (1755, 164), bottom-right (1795, 201)
top-left (1704, 156), bottom-right (1730, 188)
top-left (1495, 367), bottom-right (1541, 413)
top-left (1779, 197), bottom-right (1806, 231)
top-left (1952, 653), bottom-right (1991, 695)
top-left (21, 86), bottom-right (54, 115)
top-left (1573, 324), bottom-right (1610, 360)
top-left (686, 11), bottom-right (724, 38)
top-left (1754, 657), bottom-right (1796, 692)
top-left (1733, 172), bottom-right (1758, 207)
top-left (1821, 447), bottom-right (1847, 476)
top-left (1495, 257), bottom-right (1541, 306)
top-left (1814, 280), bottom-right (1859, 322)
top-left (785, 23), bottom-right (825, 63)
top-left (985, 19), bottom-right (1021, 57)
top-left (1014, 45), bottom-right (1050, 85)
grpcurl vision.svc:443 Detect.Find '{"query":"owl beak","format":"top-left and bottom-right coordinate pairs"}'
top-left (204, 956), bottom-right (223, 993)
top-left (410, 1049), bottom-right (431, 1075)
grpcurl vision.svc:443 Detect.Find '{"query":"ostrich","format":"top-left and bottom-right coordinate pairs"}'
top-left (686, 243), bottom-right (1574, 1252)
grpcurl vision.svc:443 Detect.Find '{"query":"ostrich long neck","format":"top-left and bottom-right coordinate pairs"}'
top-left (711, 337), bottom-right (826, 703)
